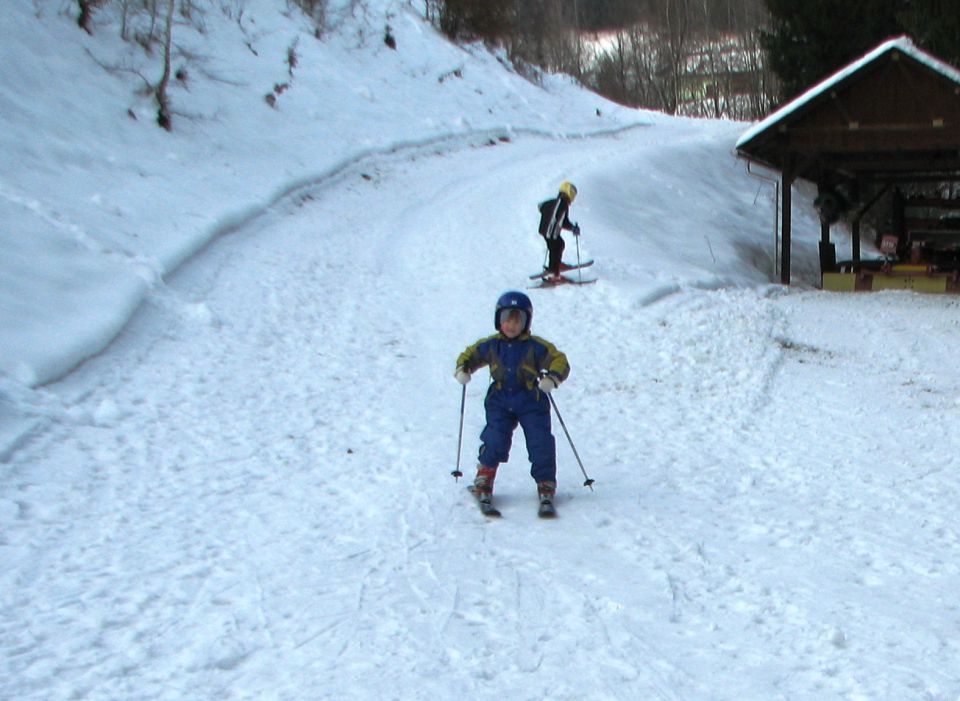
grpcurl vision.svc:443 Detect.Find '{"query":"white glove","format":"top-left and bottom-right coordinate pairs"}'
top-left (454, 367), bottom-right (471, 385)
top-left (538, 374), bottom-right (560, 393)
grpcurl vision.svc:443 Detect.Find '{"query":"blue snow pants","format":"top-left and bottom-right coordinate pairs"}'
top-left (478, 386), bottom-right (556, 483)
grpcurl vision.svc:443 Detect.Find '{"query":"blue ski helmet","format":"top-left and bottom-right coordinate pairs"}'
top-left (495, 291), bottom-right (533, 333)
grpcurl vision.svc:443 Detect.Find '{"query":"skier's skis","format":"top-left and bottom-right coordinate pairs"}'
top-left (530, 274), bottom-right (598, 289)
top-left (467, 485), bottom-right (502, 518)
top-left (529, 260), bottom-right (594, 279)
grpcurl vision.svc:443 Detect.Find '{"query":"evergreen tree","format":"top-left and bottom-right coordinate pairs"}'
top-left (439, 0), bottom-right (515, 42)
top-left (577, 0), bottom-right (647, 31)
top-left (761, 0), bottom-right (904, 101)
top-left (898, 0), bottom-right (960, 67)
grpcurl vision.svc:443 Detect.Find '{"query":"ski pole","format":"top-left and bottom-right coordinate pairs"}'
top-left (574, 229), bottom-right (583, 283)
top-left (452, 384), bottom-right (467, 480)
top-left (545, 391), bottom-right (595, 490)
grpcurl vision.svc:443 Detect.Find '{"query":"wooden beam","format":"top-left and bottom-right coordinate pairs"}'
top-left (852, 219), bottom-right (862, 271)
top-left (817, 153), bottom-right (960, 173)
top-left (819, 221), bottom-right (835, 285)
top-left (782, 126), bottom-right (960, 152)
top-left (864, 172), bottom-right (960, 183)
top-left (781, 165), bottom-right (794, 285)
top-left (854, 182), bottom-right (892, 218)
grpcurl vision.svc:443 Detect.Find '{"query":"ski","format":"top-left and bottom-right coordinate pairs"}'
top-left (529, 260), bottom-right (594, 279)
top-left (467, 485), bottom-right (502, 518)
top-left (538, 497), bottom-right (557, 519)
top-left (530, 274), bottom-right (598, 289)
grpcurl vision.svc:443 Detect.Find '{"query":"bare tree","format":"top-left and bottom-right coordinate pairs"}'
top-left (579, 0), bottom-right (775, 119)
top-left (289, 0), bottom-right (328, 37)
top-left (156, 0), bottom-right (176, 130)
top-left (653, 0), bottom-right (691, 114)
top-left (77, 0), bottom-right (107, 35)
top-left (591, 30), bottom-right (632, 105)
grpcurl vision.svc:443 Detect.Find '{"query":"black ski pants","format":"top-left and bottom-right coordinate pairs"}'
top-left (546, 235), bottom-right (565, 275)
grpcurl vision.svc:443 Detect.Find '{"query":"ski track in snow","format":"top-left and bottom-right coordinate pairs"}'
top-left (4, 128), bottom-right (960, 699)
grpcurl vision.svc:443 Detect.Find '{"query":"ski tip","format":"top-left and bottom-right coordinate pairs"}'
top-left (468, 485), bottom-right (502, 518)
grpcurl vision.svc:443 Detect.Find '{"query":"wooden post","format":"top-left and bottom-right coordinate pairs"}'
top-left (852, 219), bottom-right (861, 271)
top-left (819, 221), bottom-right (835, 285)
top-left (781, 168), bottom-right (794, 285)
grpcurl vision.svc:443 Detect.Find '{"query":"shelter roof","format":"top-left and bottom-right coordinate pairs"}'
top-left (736, 36), bottom-right (960, 183)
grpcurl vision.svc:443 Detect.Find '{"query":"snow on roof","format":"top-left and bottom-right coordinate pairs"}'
top-left (736, 36), bottom-right (960, 150)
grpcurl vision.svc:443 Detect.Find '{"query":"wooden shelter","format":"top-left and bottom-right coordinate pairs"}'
top-left (736, 36), bottom-right (960, 292)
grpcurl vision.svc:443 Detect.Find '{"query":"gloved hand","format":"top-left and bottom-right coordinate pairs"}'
top-left (572, 223), bottom-right (580, 236)
top-left (454, 367), bottom-right (471, 385)
top-left (538, 373), bottom-right (560, 393)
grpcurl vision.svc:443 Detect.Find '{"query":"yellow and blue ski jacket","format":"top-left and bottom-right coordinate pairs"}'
top-left (457, 332), bottom-right (569, 479)
top-left (456, 332), bottom-right (569, 394)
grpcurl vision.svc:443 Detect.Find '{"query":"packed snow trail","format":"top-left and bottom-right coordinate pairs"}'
top-left (4, 125), bottom-right (960, 700)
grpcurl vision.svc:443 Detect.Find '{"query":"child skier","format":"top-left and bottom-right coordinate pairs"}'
top-left (454, 291), bottom-right (570, 515)
top-left (538, 181), bottom-right (580, 280)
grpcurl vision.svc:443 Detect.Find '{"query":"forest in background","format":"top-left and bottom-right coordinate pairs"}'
top-left (429, 0), bottom-right (960, 121)
top-left (428, 0), bottom-right (775, 119)
top-left (71, 0), bottom-right (960, 127)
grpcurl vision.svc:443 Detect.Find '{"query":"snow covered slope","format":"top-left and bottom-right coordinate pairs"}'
top-left (0, 0), bottom-right (646, 389)
top-left (4, 2), bottom-right (960, 700)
